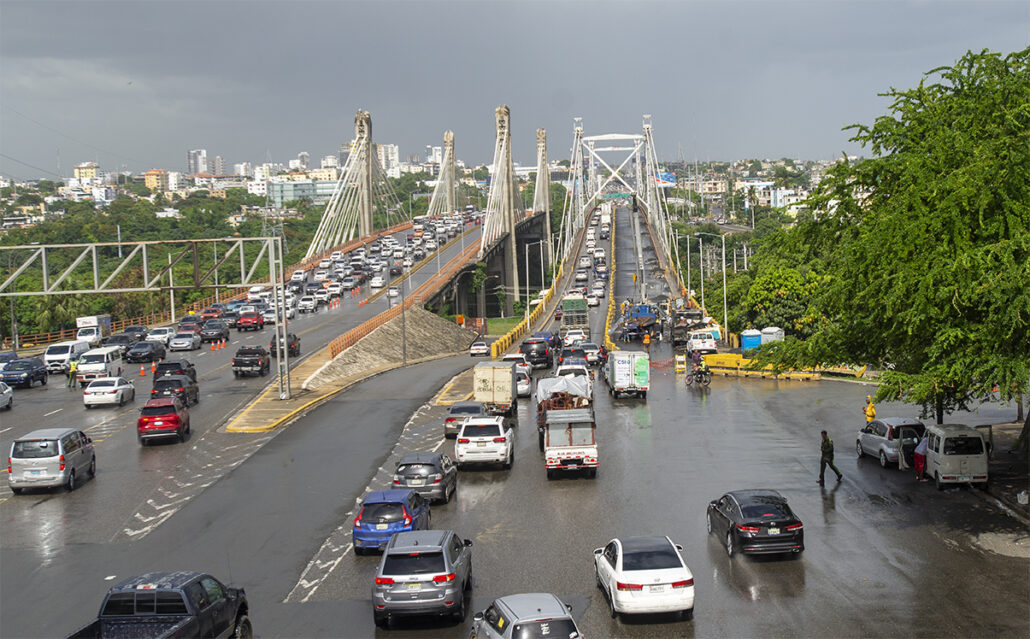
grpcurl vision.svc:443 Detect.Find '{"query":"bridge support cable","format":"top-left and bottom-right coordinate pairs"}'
top-left (305, 110), bottom-right (402, 259)
top-left (427, 130), bottom-right (457, 217)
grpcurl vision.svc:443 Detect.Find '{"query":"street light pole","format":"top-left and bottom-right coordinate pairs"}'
top-left (698, 236), bottom-right (704, 314)
top-left (721, 234), bottom-right (728, 343)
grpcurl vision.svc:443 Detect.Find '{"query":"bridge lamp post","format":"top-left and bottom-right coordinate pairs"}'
top-left (695, 231), bottom-right (728, 345)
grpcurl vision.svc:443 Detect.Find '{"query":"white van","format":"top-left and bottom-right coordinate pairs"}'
top-left (76, 346), bottom-right (123, 383)
top-left (44, 340), bottom-right (91, 374)
top-left (925, 424), bottom-right (989, 490)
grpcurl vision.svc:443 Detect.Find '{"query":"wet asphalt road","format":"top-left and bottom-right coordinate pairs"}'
top-left (2, 210), bottom-right (1028, 638)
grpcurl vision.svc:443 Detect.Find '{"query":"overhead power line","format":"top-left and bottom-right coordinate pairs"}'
top-left (0, 153), bottom-right (63, 179)
top-left (5, 107), bottom-right (146, 166)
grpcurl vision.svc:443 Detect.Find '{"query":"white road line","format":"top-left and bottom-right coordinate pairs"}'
top-left (43, 408), bottom-right (63, 417)
top-left (0, 427), bottom-right (13, 434)
top-left (431, 438), bottom-right (446, 452)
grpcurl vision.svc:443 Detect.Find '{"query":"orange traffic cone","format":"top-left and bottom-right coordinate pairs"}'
top-left (151, 361), bottom-right (157, 373)
top-left (221, 338), bottom-right (226, 350)
top-left (210, 341), bottom-right (216, 351)
top-left (139, 364), bottom-right (146, 376)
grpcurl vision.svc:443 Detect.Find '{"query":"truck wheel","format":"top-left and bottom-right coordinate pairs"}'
top-left (935, 473), bottom-right (944, 491)
top-left (373, 611), bottom-right (389, 629)
top-left (588, 468), bottom-right (597, 479)
top-left (233, 615), bottom-right (253, 639)
top-left (538, 433), bottom-right (544, 452)
top-left (546, 469), bottom-right (555, 480)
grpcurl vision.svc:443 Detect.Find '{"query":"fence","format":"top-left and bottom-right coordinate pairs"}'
top-left (603, 218), bottom-right (619, 352)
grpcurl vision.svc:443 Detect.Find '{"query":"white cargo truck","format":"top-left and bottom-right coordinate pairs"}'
top-left (604, 350), bottom-right (650, 399)
top-left (75, 315), bottom-right (112, 347)
top-left (543, 408), bottom-right (598, 480)
top-left (473, 361), bottom-right (517, 416)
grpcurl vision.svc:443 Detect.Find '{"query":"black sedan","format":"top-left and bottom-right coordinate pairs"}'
top-left (706, 489), bottom-right (804, 557)
top-left (125, 341), bottom-right (166, 363)
top-left (200, 320), bottom-right (230, 343)
top-left (123, 325), bottom-right (149, 342)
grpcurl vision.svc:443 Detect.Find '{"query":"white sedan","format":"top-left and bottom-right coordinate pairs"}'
top-left (145, 327), bottom-right (175, 345)
top-left (594, 536), bottom-right (695, 620)
top-left (387, 286), bottom-right (400, 298)
top-left (469, 341), bottom-right (489, 357)
top-left (83, 377), bottom-right (136, 408)
top-left (369, 276), bottom-right (385, 289)
top-left (402, 257), bottom-right (414, 268)
top-left (586, 294), bottom-right (600, 307)
top-left (0, 381), bottom-right (12, 410)
top-left (168, 332), bottom-right (202, 351)
top-left (563, 329), bottom-right (587, 347)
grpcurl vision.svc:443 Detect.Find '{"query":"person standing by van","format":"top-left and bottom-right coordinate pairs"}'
top-left (67, 359), bottom-right (78, 389)
top-left (819, 430), bottom-right (843, 485)
top-left (913, 435), bottom-right (928, 481)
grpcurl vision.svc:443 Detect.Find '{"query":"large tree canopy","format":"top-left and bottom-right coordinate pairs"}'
top-left (758, 47), bottom-right (1030, 423)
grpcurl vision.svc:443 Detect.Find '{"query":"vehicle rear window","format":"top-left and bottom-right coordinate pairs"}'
top-left (622, 547), bottom-right (682, 571)
top-left (153, 379), bottom-right (183, 390)
top-left (397, 463), bottom-right (436, 476)
top-left (12, 440), bottom-right (59, 459)
top-left (173, 333), bottom-right (193, 339)
top-left (382, 551), bottom-right (445, 575)
top-left (449, 405), bottom-right (483, 416)
top-left (740, 503), bottom-right (791, 520)
top-left (462, 424), bottom-right (501, 438)
top-left (512, 619), bottom-right (579, 639)
top-left (944, 436), bottom-right (984, 455)
top-left (88, 380), bottom-right (115, 388)
top-left (237, 348), bottom-right (264, 356)
top-left (141, 405), bottom-right (176, 416)
top-left (101, 591), bottom-right (188, 616)
top-left (360, 503), bottom-right (403, 523)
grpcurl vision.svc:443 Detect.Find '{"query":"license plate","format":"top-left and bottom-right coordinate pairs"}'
top-left (477, 442), bottom-right (486, 447)
top-left (153, 421), bottom-right (164, 426)
top-left (768, 528), bottom-right (780, 535)
top-left (29, 469), bottom-right (44, 475)
top-left (376, 523), bottom-right (388, 530)
top-left (648, 585), bottom-right (666, 593)
top-left (959, 476), bottom-right (971, 481)
top-left (406, 582), bottom-right (421, 591)
top-left (566, 464), bottom-right (578, 469)
top-left (409, 479), bottom-right (424, 486)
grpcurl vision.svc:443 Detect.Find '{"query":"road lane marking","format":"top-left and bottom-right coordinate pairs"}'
top-left (0, 427), bottom-right (12, 434)
top-left (431, 438), bottom-right (446, 452)
top-left (43, 408), bottom-right (63, 417)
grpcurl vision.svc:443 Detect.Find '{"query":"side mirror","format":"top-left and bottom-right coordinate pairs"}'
top-left (473, 612), bottom-right (484, 622)
top-left (709, 500), bottom-right (717, 508)
top-left (464, 539), bottom-right (473, 547)
top-left (565, 603), bottom-right (573, 612)
top-left (593, 548), bottom-right (603, 555)
top-left (675, 544), bottom-right (683, 551)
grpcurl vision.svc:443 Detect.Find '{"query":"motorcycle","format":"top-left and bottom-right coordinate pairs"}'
top-left (685, 366), bottom-right (712, 388)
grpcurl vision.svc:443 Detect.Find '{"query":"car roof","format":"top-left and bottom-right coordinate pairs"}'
top-left (618, 536), bottom-right (675, 554)
top-left (449, 401), bottom-right (485, 412)
top-left (728, 489), bottom-right (786, 504)
top-left (496, 593), bottom-right (569, 620)
top-left (879, 417), bottom-right (924, 427)
top-left (398, 452), bottom-right (443, 465)
top-left (387, 530), bottom-right (450, 553)
top-left (14, 427), bottom-right (80, 441)
top-left (157, 360), bottom-right (191, 366)
top-left (363, 489), bottom-right (414, 504)
top-left (144, 397), bottom-right (178, 407)
top-left (113, 571), bottom-right (204, 591)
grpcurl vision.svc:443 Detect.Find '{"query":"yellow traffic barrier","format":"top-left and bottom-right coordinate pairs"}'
top-left (674, 354), bottom-right (687, 372)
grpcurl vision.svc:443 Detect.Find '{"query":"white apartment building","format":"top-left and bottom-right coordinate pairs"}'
top-left (321, 155), bottom-right (339, 168)
top-left (377, 144), bottom-right (401, 178)
top-left (187, 149), bottom-right (208, 175)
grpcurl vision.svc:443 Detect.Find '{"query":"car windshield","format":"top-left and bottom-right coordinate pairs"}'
top-left (397, 463), bottom-right (436, 476)
top-left (740, 502), bottom-right (791, 520)
top-left (944, 436), bottom-right (984, 455)
top-left (622, 547), bottom-right (682, 571)
top-left (512, 619), bottom-right (579, 639)
top-left (450, 405), bottom-right (482, 416)
top-left (46, 345), bottom-right (70, 355)
top-left (12, 440), bottom-right (59, 458)
top-left (141, 405), bottom-right (176, 416)
top-left (382, 551), bottom-right (445, 576)
top-left (88, 380), bottom-right (115, 388)
top-left (462, 424), bottom-right (501, 438)
top-left (360, 502), bottom-right (404, 523)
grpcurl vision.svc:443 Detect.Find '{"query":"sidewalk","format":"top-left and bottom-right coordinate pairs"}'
top-left (984, 421), bottom-right (1030, 523)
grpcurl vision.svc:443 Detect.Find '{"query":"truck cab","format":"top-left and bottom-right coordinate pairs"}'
top-left (543, 408), bottom-right (597, 480)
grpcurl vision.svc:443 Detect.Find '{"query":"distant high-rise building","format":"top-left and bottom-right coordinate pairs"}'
top-left (297, 152), bottom-right (310, 170)
top-left (73, 162), bottom-right (99, 179)
top-left (377, 144), bottom-right (400, 178)
top-left (321, 154), bottom-right (339, 169)
top-left (187, 149), bottom-right (208, 175)
top-left (233, 162), bottom-right (252, 177)
top-left (338, 142), bottom-right (352, 166)
top-left (212, 155), bottom-right (225, 175)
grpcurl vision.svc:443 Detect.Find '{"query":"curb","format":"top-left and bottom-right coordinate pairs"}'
top-left (981, 486), bottom-right (1030, 528)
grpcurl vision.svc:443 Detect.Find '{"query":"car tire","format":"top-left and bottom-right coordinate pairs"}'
top-left (11, 487), bottom-right (23, 495)
top-left (177, 428), bottom-right (185, 443)
top-left (856, 440), bottom-right (863, 458)
top-left (233, 614), bottom-right (253, 639)
top-left (546, 469), bottom-right (555, 480)
top-left (452, 593), bottom-right (467, 622)
top-left (682, 608), bottom-right (694, 621)
top-left (608, 584), bottom-right (619, 619)
top-left (88, 457), bottom-right (96, 478)
top-left (706, 512), bottom-right (713, 535)
top-left (373, 611), bottom-right (388, 629)
top-left (119, 393), bottom-right (126, 407)
top-left (879, 451), bottom-right (889, 468)
top-left (936, 473), bottom-right (944, 491)
top-left (66, 469), bottom-right (76, 492)
top-left (725, 530), bottom-right (735, 557)
top-left (504, 451), bottom-right (513, 470)
top-left (41, 374), bottom-right (48, 386)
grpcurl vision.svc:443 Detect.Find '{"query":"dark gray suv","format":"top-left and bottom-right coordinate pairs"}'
top-left (393, 452), bottom-right (458, 504)
top-left (443, 401), bottom-right (487, 438)
top-left (373, 530), bottom-right (473, 628)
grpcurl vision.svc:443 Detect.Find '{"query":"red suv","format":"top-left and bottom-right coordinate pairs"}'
top-left (137, 397), bottom-right (191, 445)
top-left (200, 307), bottom-right (223, 320)
top-left (236, 312), bottom-right (264, 332)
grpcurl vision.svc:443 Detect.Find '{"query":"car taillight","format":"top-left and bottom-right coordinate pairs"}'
top-left (457, 438), bottom-right (470, 443)
top-left (393, 475), bottom-right (401, 484)
top-left (887, 428), bottom-right (894, 441)
top-left (176, 387), bottom-right (184, 393)
top-left (353, 507), bottom-right (363, 528)
top-left (151, 389), bottom-right (159, 394)
top-left (493, 437), bottom-right (507, 443)
top-left (785, 523), bottom-right (804, 531)
top-left (432, 572), bottom-right (456, 583)
top-left (616, 582), bottom-right (642, 591)
top-left (737, 524), bottom-right (760, 533)
top-left (7, 457), bottom-right (10, 473)
top-left (671, 579), bottom-right (693, 588)
top-left (402, 506), bottom-right (412, 527)
top-left (431, 474), bottom-right (442, 484)
top-left (374, 577), bottom-right (394, 585)
top-left (59, 455), bottom-right (66, 471)
top-left (445, 418), bottom-right (455, 424)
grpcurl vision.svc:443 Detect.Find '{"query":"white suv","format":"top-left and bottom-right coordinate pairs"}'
top-left (688, 330), bottom-right (718, 355)
top-left (297, 296), bottom-right (317, 313)
top-left (455, 417), bottom-right (515, 470)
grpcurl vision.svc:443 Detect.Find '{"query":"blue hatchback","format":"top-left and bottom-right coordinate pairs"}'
top-left (353, 489), bottom-right (431, 554)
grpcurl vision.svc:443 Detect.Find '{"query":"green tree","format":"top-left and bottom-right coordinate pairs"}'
top-left (756, 47), bottom-right (1030, 425)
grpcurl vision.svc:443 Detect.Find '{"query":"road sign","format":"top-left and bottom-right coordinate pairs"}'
top-left (600, 192), bottom-right (632, 200)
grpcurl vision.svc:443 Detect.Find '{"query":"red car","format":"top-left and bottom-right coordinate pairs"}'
top-left (236, 312), bottom-right (264, 331)
top-left (137, 397), bottom-right (190, 445)
top-left (200, 307), bottom-right (223, 320)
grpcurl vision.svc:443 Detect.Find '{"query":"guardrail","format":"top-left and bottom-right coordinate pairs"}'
top-left (603, 217), bottom-right (618, 352)
top-left (705, 352), bottom-right (821, 381)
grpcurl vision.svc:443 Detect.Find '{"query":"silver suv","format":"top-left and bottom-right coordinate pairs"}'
top-left (469, 593), bottom-right (581, 639)
top-left (372, 529), bottom-right (473, 628)
top-left (393, 452), bottom-right (458, 504)
top-left (857, 417), bottom-right (926, 468)
top-left (8, 428), bottom-right (96, 494)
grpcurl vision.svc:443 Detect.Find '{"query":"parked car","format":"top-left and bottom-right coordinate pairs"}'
top-left (1, 358), bottom-right (48, 388)
top-left (470, 593), bottom-right (580, 639)
top-left (137, 397), bottom-right (190, 444)
top-left (392, 452), bottom-right (458, 504)
top-left (125, 341), bottom-right (166, 363)
top-left (443, 401), bottom-right (487, 438)
top-left (7, 428), bottom-right (95, 493)
top-left (706, 489), bottom-right (805, 556)
top-left (924, 423), bottom-right (990, 490)
top-left (372, 530), bottom-right (473, 628)
top-left (0, 381), bottom-right (11, 410)
top-left (150, 373), bottom-right (200, 406)
top-left (83, 377), bottom-right (136, 408)
top-left (469, 341), bottom-right (489, 357)
top-left (856, 417), bottom-right (926, 468)
top-left (687, 330), bottom-right (718, 355)
top-left (200, 320), bottom-right (230, 343)
top-left (594, 536), bottom-right (695, 620)
top-left (455, 417), bottom-right (515, 469)
top-left (145, 327), bottom-right (175, 345)
top-left (65, 571), bottom-right (250, 639)
top-left (352, 489), bottom-right (432, 554)
top-left (154, 359), bottom-right (196, 382)
top-left (168, 332), bottom-right (202, 351)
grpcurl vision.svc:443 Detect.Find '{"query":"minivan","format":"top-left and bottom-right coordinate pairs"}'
top-left (8, 428), bottom-right (96, 493)
top-left (925, 424), bottom-right (989, 490)
top-left (44, 340), bottom-right (91, 374)
top-left (75, 346), bottom-right (123, 382)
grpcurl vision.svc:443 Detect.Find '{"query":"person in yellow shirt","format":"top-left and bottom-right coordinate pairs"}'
top-left (863, 395), bottom-right (876, 422)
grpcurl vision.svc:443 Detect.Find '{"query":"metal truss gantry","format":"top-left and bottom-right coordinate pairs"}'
top-left (479, 105), bottom-right (525, 306)
top-left (306, 110), bottom-right (403, 259)
top-left (0, 237), bottom-right (294, 398)
top-left (427, 130), bottom-right (458, 217)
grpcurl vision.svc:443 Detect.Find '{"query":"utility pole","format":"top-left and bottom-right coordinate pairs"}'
top-left (721, 234), bottom-right (728, 343)
top-left (698, 237), bottom-right (704, 314)
top-left (168, 253), bottom-right (176, 323)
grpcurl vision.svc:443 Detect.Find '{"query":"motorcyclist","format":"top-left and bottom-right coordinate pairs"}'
top-left (690, 348), bottom-right (702, 372)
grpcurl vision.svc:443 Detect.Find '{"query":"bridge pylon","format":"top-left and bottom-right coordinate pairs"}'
top-left (427, 130), bottom-right (457, 217)
top-left (480, 105), bottom-right (524, 314)
top-left (532, 128), bottom-right (553, 273)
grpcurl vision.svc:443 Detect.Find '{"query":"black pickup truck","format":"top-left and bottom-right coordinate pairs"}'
top-left (269, 333), bottom-right (300, 358)
top-left (66, 571), bottom-right (250, 639)
top-left (231, 346), bottom-right (270, 377)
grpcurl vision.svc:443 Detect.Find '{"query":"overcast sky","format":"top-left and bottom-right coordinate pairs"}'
top-left (1, 0), bottom-right (1026, 179)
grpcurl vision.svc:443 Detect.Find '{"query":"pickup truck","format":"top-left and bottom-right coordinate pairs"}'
top-left (235, 312), bottom-right (264, 332)
top-left (66, 571), bottom-right (250, 639)
top-left (535, 375), bottom-right (591, 452)
top-left (231, 347), bottom-right (270, 377)
top-left (543, 408), bottom-right (598, 479)
top-left (269, 333), bottom-right (300, 357)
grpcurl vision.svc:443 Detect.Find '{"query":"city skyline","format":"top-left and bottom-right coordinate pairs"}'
top-left (1, 0), bottom-right (1027, 180)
